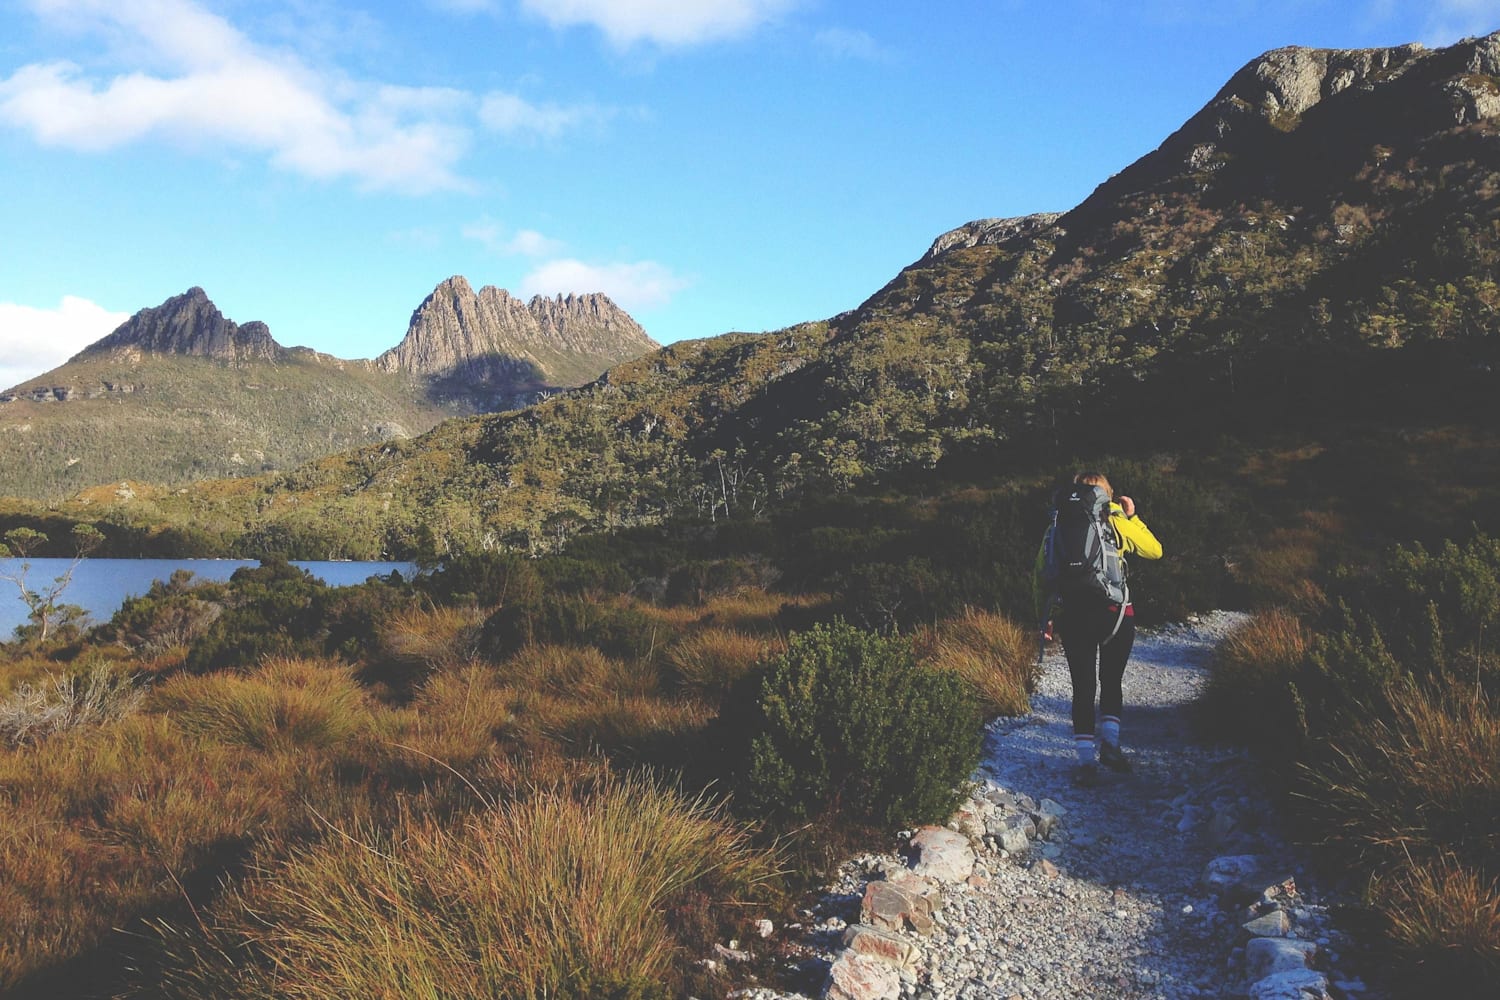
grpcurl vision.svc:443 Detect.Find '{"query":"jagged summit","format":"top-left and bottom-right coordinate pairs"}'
top-left (375, 276), bottom-right (658, 390)
top-left (79, 287), bottom-right (284, 364)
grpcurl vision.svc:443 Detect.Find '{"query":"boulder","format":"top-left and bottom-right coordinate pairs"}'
top-left (909, 826), bottom-right (976, 882)
top-left (842, 924), bottom-right (921, 971)
top-left (1249, 968), bottom-right (1333, 1000)
top-left (823, 951), bottom-right (901, 1000)
top-left (862, 879), bottom-right (937, 936)
top-left (1245, 937), bottom-right (1318, 980)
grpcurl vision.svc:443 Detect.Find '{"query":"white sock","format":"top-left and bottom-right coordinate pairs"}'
top-left (1101, 716), bottom-right (1121, 749)
top-left (1075, 734), bottom-right (1097, 765)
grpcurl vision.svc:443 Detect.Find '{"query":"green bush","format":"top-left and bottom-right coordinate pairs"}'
top-left (728, 620), bottom-right (981, 829)
top-left (419, 551), bottom-right (544, 609)
top-left (185, 560), bottom-right (332, 673)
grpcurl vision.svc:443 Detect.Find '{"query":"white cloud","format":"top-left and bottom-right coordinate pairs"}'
top-left (0, 296), bottom-right (130, 390)
top-left (462, 220), bottom-right (567, 256)
top-left (478, 90), bottom-right (612, 140)
top-left (505, 229), bottom-right (567, 256)
top-left (519, 258), bottom-right (688, 311)
top-left (814, 27), bottom-right (892, 62)
top-left (0, 0), bottom-right (473, 193)
top-left (518, 0), bottom-right (800, 47)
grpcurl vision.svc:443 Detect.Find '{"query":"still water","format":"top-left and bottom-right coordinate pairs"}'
top-left (0, 558), bottom-right (415, 638)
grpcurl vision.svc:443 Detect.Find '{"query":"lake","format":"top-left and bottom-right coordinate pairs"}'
top-left (0, 558), bottom-right (416, 638)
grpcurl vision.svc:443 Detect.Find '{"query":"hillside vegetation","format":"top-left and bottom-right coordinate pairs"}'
top-left (1, 30), bottom-right (1499, 998)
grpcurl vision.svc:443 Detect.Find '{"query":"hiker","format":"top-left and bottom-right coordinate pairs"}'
top-left (1036, 471), bottom-right (1163, 782)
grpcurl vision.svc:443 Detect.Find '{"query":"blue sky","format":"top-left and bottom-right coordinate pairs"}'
top-left (2, 1), bottom-right (1496, 388)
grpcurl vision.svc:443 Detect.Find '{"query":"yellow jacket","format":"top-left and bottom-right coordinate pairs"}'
top-left (1034, 501), bottom-right (1163, 618)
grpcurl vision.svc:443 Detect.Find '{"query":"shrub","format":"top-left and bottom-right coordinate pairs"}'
top-left (184, 560), bottom-right (332, 673)
top-left (912, 608), bottom-right (1036, 717)
top-left (0, 662), bottom-right (143, 748)
top-left (728, 620), bottom-right (982, 829)
top-left (418, 551), bottom-right (543, 608)
top-left (149, 774), bottom-right (782, 1000)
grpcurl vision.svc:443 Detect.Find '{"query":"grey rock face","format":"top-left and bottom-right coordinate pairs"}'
top-left (376, 276), bottom-right (658, 388)
top-left (920, 214), bottom-right (1063, 263)
top-left (81, 287), bottom-right (283, 363)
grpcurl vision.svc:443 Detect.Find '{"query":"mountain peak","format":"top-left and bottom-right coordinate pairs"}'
top-left (375, 277), bottom-right (658, 395)
top-left (79, 288), bottom-right (283, 363)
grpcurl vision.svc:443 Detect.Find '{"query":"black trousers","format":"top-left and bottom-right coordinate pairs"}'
top-left (1058, 609), bottom-right (1136, 736)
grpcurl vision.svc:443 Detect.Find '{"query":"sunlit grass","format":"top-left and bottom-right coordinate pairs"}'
top-left (913, 607), bottom-right (1036, 717)
top-left (152, 773), bottom-right (783, 1000)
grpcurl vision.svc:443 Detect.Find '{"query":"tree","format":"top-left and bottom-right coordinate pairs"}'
top-left (0, 524), bottom-right (105, 644)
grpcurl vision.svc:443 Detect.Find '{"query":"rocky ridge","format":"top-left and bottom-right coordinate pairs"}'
top-left (724, 613), bottom-right (1387, 1000)
top-left (919, 215), bottom-right (1064, 263)
top-left (1081, 30), bottom-right (1500, 209)
top-left (375, 276), bottom-right (659, 397)
top-left (79, 287), bottom-right (284, 365)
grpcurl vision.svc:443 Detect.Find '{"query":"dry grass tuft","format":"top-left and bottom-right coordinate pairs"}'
top-left (667, 627), bottom-right (780, 700)
top-left (1198, 609), bottom-right (1310, 745)
top-left (150, 657), bottom-right (373, 753)
top-left (153, 773), bottom-right (783, 1000)
top-left (502, 643), bottom-right (658, 701)
top-left (1374, 856), bottom-right (1500, 991)
top-left (913, 608), bottom-right (1036, 717)
top-left (1303, 679), bottom-right (1499, 868)
top-left (379, 603), bottom-right (484, 671)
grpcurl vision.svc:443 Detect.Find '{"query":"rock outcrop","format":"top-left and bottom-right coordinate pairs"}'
top-left (919, 213), bottom-right (1063, 263)
top-left (79, 287), bottom-right (284, 364)
top-left (375, 277), bottom-right (658, 391)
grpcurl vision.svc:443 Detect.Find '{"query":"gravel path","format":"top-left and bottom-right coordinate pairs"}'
top-left (743, 612), bottom-right (1384, 1000)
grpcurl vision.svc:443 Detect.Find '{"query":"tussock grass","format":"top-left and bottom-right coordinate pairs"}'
top-left (0, 715), bottom-right (307, 990)
top-left (394, 663), bottom-right (517, 768)
top-left (1373, 857), bottom-right (1500, 992)
top-left (1198, 609), bottom-right (1310, 747)
top-left (378, 603), bottom-right (484, 671)
top-left (1302, 680), bottom-right (1499, 870)
top-left (0, 661), bottom-right (144, 747)
top-left (151, 657), bottom-right (374, 753)
top-left (153, 773), bottom-right (783, 1000)
top-left (913, 608), bottom-right (1036, 717)
top-left (667, 627), bottom-right (780, 700)
top-left (502, 642), bottom-right (659, 701)
top-left (1233, 513), bottom-right (1340, 610)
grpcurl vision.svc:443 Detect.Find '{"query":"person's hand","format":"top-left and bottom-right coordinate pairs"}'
top-left (1118, 495), bottom-right (1136, 517)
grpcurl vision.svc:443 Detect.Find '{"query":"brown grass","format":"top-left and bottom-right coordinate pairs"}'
top-left (1197, 608), bottom-right (1310, 745)
top-left (1373, 856), bottom-right (1500, 992)
top-left (152, 773), bottom-right (783, 1000)
top-left (378, 603), bottom-right (484, 671)
top-left (150, 657), bottom-right (375, 753)
top-left (667, 627), bottom-right (781, 700)
top-left (913, 607), bottom-right (1036, 717)
top-left (1302, 679), bottom-right (1499, 868)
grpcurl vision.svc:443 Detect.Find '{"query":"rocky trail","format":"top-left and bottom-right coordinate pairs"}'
top-left (735, 612), bottom-right (1388, 1000)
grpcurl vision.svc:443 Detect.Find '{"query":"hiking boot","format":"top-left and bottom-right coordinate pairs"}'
top-left (1071, 763), bottom-right (1101, 787)
top-left (1099, 741), bottom-right (1132, 773)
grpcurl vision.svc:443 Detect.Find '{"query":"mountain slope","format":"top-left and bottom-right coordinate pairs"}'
top-left (39, 30), bottom-right (1500, 558)
top-left (0, 283), bottom-right (657, 499)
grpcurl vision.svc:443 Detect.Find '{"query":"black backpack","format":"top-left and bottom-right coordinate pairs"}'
top-left (1040, 483), bottom-right (1129, 640)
